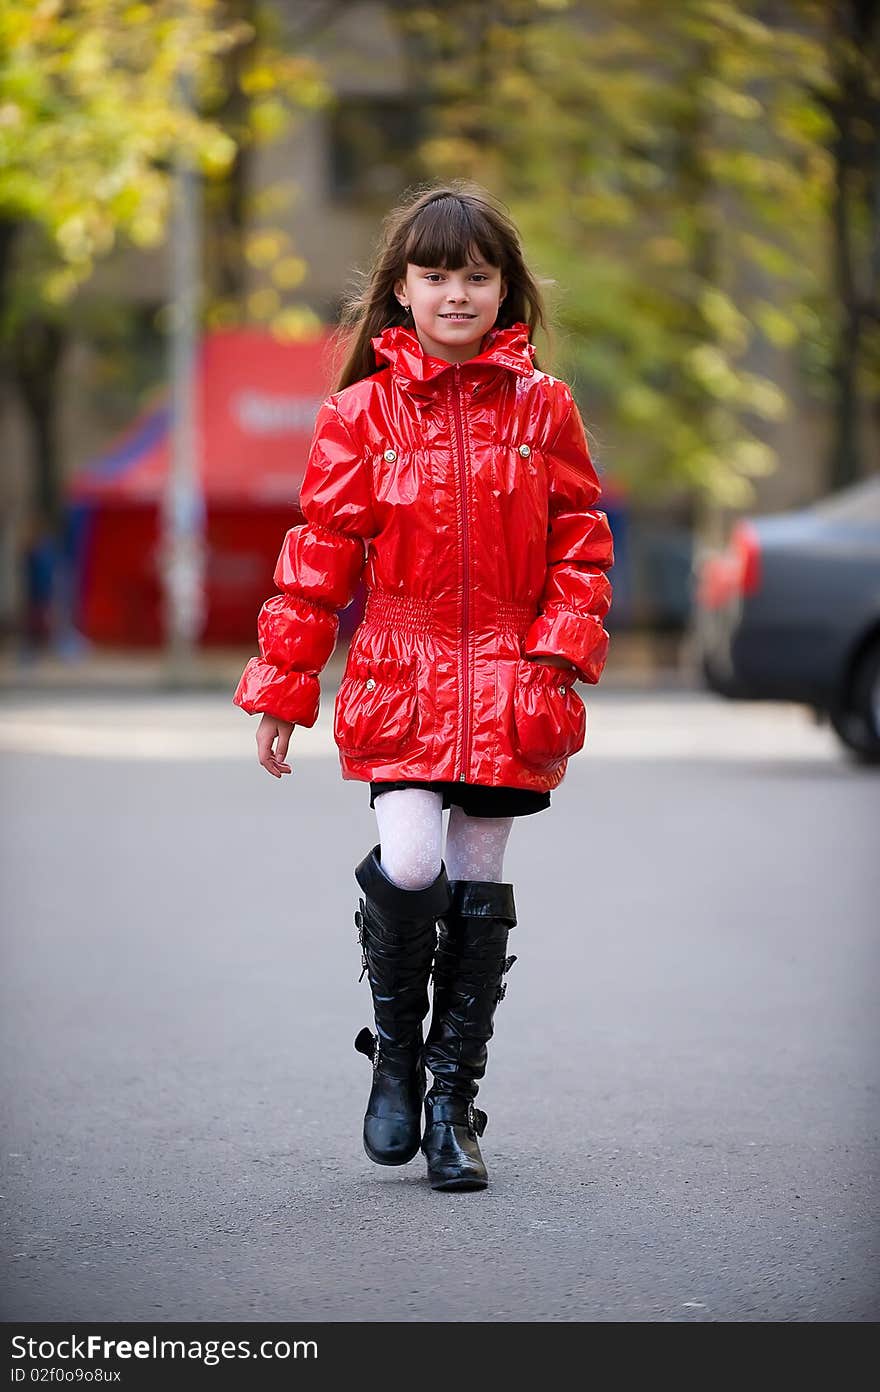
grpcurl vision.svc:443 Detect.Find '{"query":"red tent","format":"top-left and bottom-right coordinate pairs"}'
top-left (66, 328), bottom-right (364, 646)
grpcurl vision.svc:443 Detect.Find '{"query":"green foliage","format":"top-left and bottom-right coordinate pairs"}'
top-left (0, 0), bottom-right (327, 339)
top-left (393, 0), bottom-right (835, 505)
top-left (0, 0), bottom-right (237, 319)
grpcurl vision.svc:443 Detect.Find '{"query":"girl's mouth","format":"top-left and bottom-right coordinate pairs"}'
top-left (440, 313), bottom-right (476, 321)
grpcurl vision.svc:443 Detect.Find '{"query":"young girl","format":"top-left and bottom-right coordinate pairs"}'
top-left (234, 183), bottom-right (614, 1192)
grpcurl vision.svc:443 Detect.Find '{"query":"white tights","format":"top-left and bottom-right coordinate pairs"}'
top-left (373, 789), bottom-right (514, 890)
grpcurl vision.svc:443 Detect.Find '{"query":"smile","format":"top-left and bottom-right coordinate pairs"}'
top-left (440, 313), bottom-right (476, 320)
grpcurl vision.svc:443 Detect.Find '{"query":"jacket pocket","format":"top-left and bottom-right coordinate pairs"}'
top-left (333, 654), bottom-right (419, 759)
top-left (511, 658), bottom-right (586, 772)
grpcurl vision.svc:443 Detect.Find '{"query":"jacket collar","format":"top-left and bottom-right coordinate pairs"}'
top-left (371, 322), bottom-right (536, 396)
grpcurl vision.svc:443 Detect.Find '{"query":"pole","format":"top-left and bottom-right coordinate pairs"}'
top-left (161, 15), bottom-right (206, 683)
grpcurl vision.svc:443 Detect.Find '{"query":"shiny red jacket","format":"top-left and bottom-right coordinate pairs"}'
top-left (233, 322), bottom-right (614, 792)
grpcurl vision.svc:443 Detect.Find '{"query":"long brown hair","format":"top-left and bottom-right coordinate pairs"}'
top-left (332, 182), bottom-right (550, 391)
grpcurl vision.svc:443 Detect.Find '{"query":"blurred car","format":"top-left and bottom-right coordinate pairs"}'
top-left (693, 475), bottom-right (880, 763)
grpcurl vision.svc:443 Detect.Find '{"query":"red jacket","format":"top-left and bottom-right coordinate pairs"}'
top-left (233, 322), bottom-right (614, 792)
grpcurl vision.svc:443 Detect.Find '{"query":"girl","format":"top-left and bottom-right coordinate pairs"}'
top-left (234, 183), bottom-right (614, 1192)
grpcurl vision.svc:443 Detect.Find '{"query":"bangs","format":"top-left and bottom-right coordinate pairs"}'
top-left (403, 196), bottom-right (505, 271)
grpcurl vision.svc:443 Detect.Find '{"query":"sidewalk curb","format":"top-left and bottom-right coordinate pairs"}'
top-left (0, 638), bottom-right (698, 699)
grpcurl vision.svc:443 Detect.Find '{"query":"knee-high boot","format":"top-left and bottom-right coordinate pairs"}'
top-left (353, 845), bottom-right (452, 1166)
top-left (421, 880), bottom-right (518, 1191)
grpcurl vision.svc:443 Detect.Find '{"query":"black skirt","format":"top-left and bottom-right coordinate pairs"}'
top-left (369, 780), bottom-right (550, 818)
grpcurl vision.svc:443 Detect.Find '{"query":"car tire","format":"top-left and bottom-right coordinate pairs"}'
top-left (830, 638), bottom-right (880, 765)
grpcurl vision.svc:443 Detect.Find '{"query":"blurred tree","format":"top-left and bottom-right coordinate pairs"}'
top-left (199, 0), bottom-right (328, 337)
top-left (388, 0), bottom-right (835, 511)
top-left (0, 0), bottom-right (240, 544)
top-left (0, 0), bottom-right (326, 646)
top-left (822, 0), bottom-right (880, 490)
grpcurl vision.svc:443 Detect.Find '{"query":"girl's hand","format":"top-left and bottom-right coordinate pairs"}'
top-left (256, 714), bottom-right (294, 778)
top-left (531, 653), bottom-right (579, 675)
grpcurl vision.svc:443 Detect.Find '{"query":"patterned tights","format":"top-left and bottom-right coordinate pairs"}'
top-left (373, 788), bottom-right (514, 889)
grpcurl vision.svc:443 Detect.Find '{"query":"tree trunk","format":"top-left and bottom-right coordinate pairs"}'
top-left (827, 0), bottom-right (879, 491)
top-left (14, 318), bottom-right (66, 535)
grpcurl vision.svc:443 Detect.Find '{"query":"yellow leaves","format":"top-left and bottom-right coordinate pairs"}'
top-left (698, 286), bottom-right (750, 353)
top-left (271, 256), bottom-right (306, 290)
top-left (685, 343), bottom-right (740, 400)
top-left (128, 209), bottom-right (165, 247)
top-left (729, 438), bottom-right (776, 477)
top-left (270, 306), bottom-right (322, 341)
top-left (1, 0), bottom-right (320, 325)
top-left (685, 345), bottom-right (788, 421)
top-left (43, 265), bottom-right (82, 305)
top-left (702, 78), bottom-right (762, 122)
top-left (737, 232), bottom-right (798, 280)
top-left (241, 65), bottom-right (278, 97)
top-left (419, 136), bottom-right (482, 177)
top-left (737, 373), bottom-right (788, 422)
top-left (247, 288), bottom-right (280, 321)
top-left (706, 468), bottom-right (756, 510)
top-left (391, 0), bottom-right (832, 509)
top-left (578, 187), bottom-right (632, 228)
top-left (55, 213), bottom-right (93, 260)
top-left (240, 51), bottom-right (329, 109)
top-left (619, 382), bottom-right (664, 423)
top-left (250, 97), bottom-right (287, 141)
top-left (751, 300), bottom-right (799, 349)
top-left (197, 128), bottom-right (236, 176)
top-left (245, 230), bottom-right (285, 269)
top-left (681, 445), bottom-right (758, 509)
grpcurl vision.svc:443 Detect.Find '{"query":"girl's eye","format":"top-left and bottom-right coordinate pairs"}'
top-left (422, 272), bottom-right (490, 283)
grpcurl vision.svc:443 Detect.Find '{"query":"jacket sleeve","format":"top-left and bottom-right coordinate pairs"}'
top-left (522, 386), bottom-right (614, 684)
top-left (233, 398), bottom-right (375, 725)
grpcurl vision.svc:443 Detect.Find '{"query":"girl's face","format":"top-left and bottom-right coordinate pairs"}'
top-left (393, 255), bottom-right (508, 365)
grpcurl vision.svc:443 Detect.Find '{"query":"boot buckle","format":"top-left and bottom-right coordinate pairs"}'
top-left (355, 1026), bottom-right (380, 1072)
top-left (466, 1102), bottom-right (488, 1137)
top-left (355, 900), bottom-right (368, 981)
top-left (495, 953), bottom-right (517, 1004)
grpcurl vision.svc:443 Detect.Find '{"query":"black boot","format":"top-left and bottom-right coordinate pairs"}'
top-left (421, 880), bottom-right (517, 1191)
top-left (353, 845), bottom-right (451, 1166)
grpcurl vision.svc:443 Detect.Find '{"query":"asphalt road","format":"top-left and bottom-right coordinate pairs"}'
top-left (1, 690), bottom-right (878, 1322)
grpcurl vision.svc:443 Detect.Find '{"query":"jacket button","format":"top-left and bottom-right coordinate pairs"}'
top-left (559, 685), bottom-right (567, 695)
top-left (365, 677), bottom-right (376, 690)
top-left (518, 443), bottom-right (531, 457)
top-left (383, 448), bottom-right (397, 463)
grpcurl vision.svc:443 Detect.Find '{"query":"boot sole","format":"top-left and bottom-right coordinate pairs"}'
top-left (428, 1174), bottom-right (488, 1192)
top-left (363, 1138), bottom-right (421, 1167)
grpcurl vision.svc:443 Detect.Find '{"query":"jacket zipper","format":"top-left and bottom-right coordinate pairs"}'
top-left (452, 363), bottom-right (471, 782)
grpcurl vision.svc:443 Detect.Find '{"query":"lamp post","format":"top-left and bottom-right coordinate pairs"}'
top-left (160, 31), bottom-right (206, 683)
